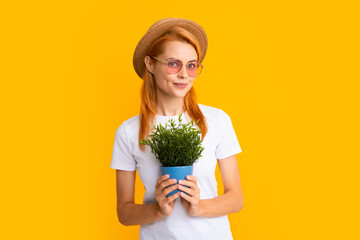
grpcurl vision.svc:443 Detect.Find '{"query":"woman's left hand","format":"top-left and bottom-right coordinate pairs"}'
top-left (178, 175), bottom-right (201, 217)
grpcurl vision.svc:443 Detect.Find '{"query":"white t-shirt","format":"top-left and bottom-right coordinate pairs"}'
top-left (110, 103), bottom-right (242, 240)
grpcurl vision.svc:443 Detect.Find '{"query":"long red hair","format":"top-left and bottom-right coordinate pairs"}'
top-left (138, 26), bottom-right (208, 151)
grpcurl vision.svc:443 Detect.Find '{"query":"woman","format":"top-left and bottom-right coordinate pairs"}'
top-left (110, 18), bottom-right (244, 240)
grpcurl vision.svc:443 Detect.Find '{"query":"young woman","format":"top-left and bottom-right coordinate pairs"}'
top-left (111, 18), bottom-right (244, 240)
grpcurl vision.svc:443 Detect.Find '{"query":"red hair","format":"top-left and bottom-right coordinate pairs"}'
top-left (138, 26), bottom-right (208, 151)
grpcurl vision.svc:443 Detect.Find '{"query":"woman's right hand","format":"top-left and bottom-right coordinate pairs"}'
top-left (155, 174), bottom-right (181, 217)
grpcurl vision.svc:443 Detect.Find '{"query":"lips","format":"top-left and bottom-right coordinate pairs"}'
top-left (173, 83), bottom-right (187, 87)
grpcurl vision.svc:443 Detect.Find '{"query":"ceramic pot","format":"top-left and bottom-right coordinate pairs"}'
top-left (160, 165), bottom-right (193, 197)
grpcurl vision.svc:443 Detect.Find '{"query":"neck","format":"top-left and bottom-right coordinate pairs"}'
top-left (156, 97), bottom-right (185, 116)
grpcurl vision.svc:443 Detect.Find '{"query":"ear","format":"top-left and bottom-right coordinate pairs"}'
top-left (144, 56), bottom-right (153, 74)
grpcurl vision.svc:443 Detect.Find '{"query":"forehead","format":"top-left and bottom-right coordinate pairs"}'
top-left (159, 41), bottom-right (198, 61)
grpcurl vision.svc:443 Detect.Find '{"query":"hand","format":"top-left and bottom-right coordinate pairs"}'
top-left (155, 174), bottom-right (181, 217)
top-left (178, 175), bottom-right (201, 217)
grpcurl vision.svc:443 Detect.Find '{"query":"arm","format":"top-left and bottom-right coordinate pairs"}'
top-left (115, 170), bottom-right (165, 226)
top-left (198, 154), bottom-right (244, 217)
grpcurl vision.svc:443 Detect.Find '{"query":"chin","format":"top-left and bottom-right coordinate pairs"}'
top-left (173, 91), bottom-right (188, 98)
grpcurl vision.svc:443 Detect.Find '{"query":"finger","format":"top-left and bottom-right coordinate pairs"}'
top-left (156, 178), bottom-right (175, 197)
top-left (186, 175), bottom-right (197, 184)
top-left (166, 191), bottom-right (181, 203)
top-left (156, 174), bottom-right (169, 188)
top-left (159, 178), bottom-right (177, 191)
top-left (161, 184), bottom-right (179, 199)
top-left (157, 185), bottom-right (175, 203)
top-left (180, 191), bottom-right (194, 203)
top-left (178, 185), bottom-right (195, 196)
top-left (179, 179), bottom-right (196, 189)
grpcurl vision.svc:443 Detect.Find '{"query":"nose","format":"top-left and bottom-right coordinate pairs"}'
top-left (177, 64), bottom-right (189, 78)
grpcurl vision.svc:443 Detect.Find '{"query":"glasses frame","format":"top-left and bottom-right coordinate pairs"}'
top-left (148, 56), bottom-right (203, 77)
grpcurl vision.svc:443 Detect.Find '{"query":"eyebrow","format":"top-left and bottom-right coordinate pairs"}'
top-left (166, 57), bottom-right (197, 63)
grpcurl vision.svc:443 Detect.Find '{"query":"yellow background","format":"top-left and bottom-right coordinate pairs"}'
top-left (1, 0), bottom-right (359, 239)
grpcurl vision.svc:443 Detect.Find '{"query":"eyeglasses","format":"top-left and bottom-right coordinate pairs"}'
top-left (149, 56), bottom-right (203, 77)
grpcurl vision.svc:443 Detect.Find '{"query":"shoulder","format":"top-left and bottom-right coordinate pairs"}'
top-left (198, 103), bottom-right (229, 120)
top-left (115, 114), bottom-right (140, 137)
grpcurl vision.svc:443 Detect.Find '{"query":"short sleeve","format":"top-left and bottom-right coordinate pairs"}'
top-left (215, 110), bottom-right (242, 159)
top-left (110, 121), bottom-right (136, 171)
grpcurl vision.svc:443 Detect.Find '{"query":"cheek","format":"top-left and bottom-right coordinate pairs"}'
top-left (154, 75), bottom-right (172, 89)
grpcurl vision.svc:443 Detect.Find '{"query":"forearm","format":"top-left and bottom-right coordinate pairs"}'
top-left (198, 190), bottom-right (243, 218)
top-left (117, 202), bottom-right (164, 226)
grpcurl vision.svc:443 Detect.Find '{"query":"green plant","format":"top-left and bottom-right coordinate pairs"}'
top-left (139, 113), bottom-right (205, 167)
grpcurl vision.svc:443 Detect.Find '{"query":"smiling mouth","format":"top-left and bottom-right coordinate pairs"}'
top-left (173, 83), bottom-right (187, 89)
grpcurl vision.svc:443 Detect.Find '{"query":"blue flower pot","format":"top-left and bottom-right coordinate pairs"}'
top-left (160, 165), bottom-right (193, 197)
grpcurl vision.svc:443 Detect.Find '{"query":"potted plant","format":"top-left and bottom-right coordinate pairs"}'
top-left (139, 113), bottom-right (205, 197)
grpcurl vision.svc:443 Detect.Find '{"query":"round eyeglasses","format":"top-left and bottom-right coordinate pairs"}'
top-left (149, 56), bottom-right (203, 78)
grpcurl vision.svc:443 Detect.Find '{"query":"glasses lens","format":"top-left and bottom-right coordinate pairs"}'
top-left (187, 63), bottom-right (200, 77)
top-left (166, 60), bottom-right (182, 74)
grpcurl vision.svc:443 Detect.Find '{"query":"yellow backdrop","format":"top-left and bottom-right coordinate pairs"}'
top-left (1, 0), bottom-right (359, 239)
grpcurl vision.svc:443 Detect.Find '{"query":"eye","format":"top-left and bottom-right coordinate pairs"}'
top-left (188, 63), bottom-right (197, 69)
top-left (168, 61), bottom-right (180, 68)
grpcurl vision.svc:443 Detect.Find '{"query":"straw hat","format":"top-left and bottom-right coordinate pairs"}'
top-left (133, 17), bottom-right (208, 79)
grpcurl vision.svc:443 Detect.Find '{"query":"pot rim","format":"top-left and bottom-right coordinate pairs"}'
top-left (160, 165), bottom-right (193, 169)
